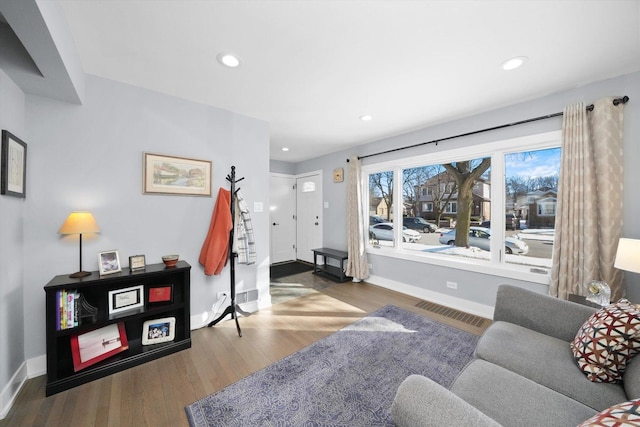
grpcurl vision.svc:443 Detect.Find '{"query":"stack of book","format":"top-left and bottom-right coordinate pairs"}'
top-left (55, 290), bottom-right (98, 330)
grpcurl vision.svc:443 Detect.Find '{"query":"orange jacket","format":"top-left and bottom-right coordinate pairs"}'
top-left (199, 188), bottom-right (232, 275)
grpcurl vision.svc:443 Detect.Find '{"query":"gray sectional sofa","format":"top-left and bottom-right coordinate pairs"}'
top-left (392, 284), bottom-right (640, 427)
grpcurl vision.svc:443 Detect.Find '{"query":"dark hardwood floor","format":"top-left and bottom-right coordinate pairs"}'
top-left (1, 274), bottom-right (490, 427)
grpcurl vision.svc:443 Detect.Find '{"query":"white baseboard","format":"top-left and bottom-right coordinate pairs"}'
top-left (191, 296), bottom-right (270, 330)
top-left (0, 361), bottom-right (27, 420)
top-left (367, 274), bottom-right (495, 319)
top-left (27, 355), bottom-right (46, 378)
top-left (0, 354), bottom-right (47, 419)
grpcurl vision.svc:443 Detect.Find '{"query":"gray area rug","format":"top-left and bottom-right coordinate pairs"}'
top-left (185, 305), bottom-right (478, 426)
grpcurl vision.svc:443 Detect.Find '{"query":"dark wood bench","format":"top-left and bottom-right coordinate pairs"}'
top-left (311, 248), bottom-right (352, 282)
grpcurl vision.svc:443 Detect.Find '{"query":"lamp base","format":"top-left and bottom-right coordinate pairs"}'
top-left (69, 271), bottom-right (91, 278)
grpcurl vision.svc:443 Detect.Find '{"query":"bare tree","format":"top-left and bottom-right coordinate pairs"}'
top-left (403, 166), bottom-right (438, 218)
top-left (506, 176), bottom-right (529, 211)
top-left (443, 158), bottom-right (491, 247)
top-left (429, 168), bottom-right (458, 226)
top-left (369, 171), bottom-right (394, 221)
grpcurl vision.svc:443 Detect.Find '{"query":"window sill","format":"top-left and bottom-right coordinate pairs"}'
top-left (366, 245), bottom-right (551, 285)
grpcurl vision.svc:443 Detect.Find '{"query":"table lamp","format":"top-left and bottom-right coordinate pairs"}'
top-left (58, 211), bottom-right (100, 278)
top-left (614, 238), bottom-right (640, 274)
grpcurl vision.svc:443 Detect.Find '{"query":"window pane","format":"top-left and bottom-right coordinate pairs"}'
top-left (505, 147), bottom-right (560, 268)
top-left (402, 158), bottom-right (492, 259)
top-left (369, 171), bottom-right (394, 247)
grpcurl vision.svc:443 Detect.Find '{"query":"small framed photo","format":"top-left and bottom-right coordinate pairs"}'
top-left (98, 250), bottom-right (121, 275)
top-left (108, 285), bottom-right (144, 315)
top-left (70, 323), bottom-right (128, 372)
top-left (129, 255), bottom-right (146, 271)
top-left (142, 317), bottom-right (176, 345)
top-left (148, 284), bottom-right (173, 305)
top-left (1, 130), bottom-right (27, 198)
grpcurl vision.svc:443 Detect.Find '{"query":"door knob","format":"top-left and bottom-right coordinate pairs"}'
top-left (315, 222), bottom-right (319, 225)
top-left (273, 222), bottom-right (279, 226)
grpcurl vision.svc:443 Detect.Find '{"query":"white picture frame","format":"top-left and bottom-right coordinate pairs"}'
top-left (108, 285), bottom-right (144, 315)
top-left (98, 250), bottom-right (121, 275)
top-left (142, 317), bottom-right (176, 345)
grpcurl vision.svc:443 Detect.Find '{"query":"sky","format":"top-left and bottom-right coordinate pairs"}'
top-left (505, 147), bottom-right (561, 179)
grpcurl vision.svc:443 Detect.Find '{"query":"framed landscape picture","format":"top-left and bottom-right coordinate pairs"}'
top-left (143, 152), bottom-right (212, 196)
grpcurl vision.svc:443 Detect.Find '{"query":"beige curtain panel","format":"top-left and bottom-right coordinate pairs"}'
top-left (550, 97), bottom-right (625, 300)
top-left (345, 156), bottom-right (370, 281)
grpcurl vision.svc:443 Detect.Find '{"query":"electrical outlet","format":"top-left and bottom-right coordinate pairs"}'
top-left (368, 263), bottom-right (373, 272)
top-left (217, 291), bottom-right (228, 300)
top-left (446, 281), bottom-right (458, 290)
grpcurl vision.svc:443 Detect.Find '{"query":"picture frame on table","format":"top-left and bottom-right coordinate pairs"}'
top-left (148, 284), bottom-right (173, 305)
top-left (1, 130), bottom-right (27, 198)
top-left (98, 250), bottom-right (121, 275)
top-left (142, 317), bottom-right (176, 345)
top-left (108, 285), bottom-right (144, 315)
top-left (129, 254), bottom-right (146, 271)
top-left (70, 323), bottom-right (128, 372)
top-left (143, 152), bottom-right (212, 196)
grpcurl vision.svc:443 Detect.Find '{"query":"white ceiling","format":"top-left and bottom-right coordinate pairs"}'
top-left (56, 0), bottom-right (640, 162)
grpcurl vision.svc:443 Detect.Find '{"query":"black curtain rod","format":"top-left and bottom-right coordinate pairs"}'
top-left (348, 95), bottom-right (629, 162)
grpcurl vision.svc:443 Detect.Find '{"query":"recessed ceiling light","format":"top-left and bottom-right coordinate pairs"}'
top-left (501, 56), bottom-right (528, 71)
top-left (281, 147), bottom-right (289, 152)
top-left (217, 53), bottom-right (241, 68)
top-left (360, 115), bottom-right (373, 121)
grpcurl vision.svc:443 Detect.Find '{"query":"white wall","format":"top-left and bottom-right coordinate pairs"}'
top-left (22, 75), bottom-right (270, 360)
top-left (0, 69), bottom-right (26, 416)
top-left (296, 71), bottom-right (640, 307)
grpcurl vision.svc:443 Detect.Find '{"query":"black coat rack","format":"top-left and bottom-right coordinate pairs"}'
top-left (207, 166), bottom-right (250, 337)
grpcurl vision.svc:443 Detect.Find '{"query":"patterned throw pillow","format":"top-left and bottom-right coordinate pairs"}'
top-left (570, 299), bottom-right (640, 383)
top-left (578, 398), bottom-right (640, 426)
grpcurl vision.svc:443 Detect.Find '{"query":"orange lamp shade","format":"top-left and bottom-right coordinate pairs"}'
top-left (58, 212), bottom-right (100, 235)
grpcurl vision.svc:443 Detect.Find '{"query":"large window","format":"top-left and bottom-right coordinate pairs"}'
top-left (363, 131), bottom-right (561, 282)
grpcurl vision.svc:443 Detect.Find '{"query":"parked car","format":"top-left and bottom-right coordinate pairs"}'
top-left (403, 217), bottom-right (437, 233)
top-left (480, 214), bottom-right (520, 230)
top-left (438, 226), bottom-right (529, 254)
top-left (370, 222), bottom-right (422, 243)
top-left (370, 215), bottom-right (385, 225)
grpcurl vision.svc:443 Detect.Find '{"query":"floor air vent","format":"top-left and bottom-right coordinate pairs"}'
top-left (236, 289), bottom-right (259, 304)
top-left (415, 300), bottom-right (489, 328)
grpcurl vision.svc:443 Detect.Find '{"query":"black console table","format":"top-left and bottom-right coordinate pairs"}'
top-left (312, 248), bottom-right (351, 282)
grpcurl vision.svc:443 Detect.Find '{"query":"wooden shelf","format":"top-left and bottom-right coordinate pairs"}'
top-left (44, 261), bottom-right (191, 396)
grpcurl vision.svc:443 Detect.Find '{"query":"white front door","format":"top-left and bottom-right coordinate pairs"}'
top-left (296, 172), bottom-right (323, 263)
top-left (269, 174), bottom-right (296, 264)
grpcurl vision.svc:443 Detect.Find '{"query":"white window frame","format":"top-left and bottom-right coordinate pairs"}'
top-left (362, 130), bottom-right (561, 285)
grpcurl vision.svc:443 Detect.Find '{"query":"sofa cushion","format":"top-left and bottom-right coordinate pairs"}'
top-left (451, 359), bottom-right (597, 427)
top-left (392, 374), bottom-right (502, 427)
top-left (571, 299), bottom-right (640, 383)
top-left (624, 355), bottom-right (640, 400)
top-left (476, 321), bottom-right (627, 411)
top-left (577, 398), bottom-right (640, 426)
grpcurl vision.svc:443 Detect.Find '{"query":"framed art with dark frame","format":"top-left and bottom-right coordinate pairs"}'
top-left (143, 152), bottom-right (212, 196)
top-left (129, 254), bottom-right (146, 271)
top-left (98, 250), bottom-right (121, 275)
top-left (1, 130), bottom-right (27, 198)
top-left (142, 317), bottom-right (176, 345)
